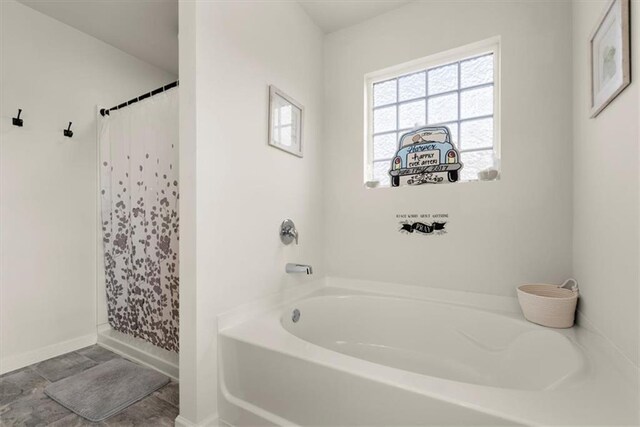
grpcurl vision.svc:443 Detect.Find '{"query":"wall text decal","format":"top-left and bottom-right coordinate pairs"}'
top-left (397, 213), bottom-right (449, 236)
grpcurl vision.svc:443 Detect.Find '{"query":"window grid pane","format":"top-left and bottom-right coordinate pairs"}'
top-left (372, 160), bottom-right (392, 186)
top-left (398, 71), bottom-right (426, 101)
top-left (428, 63), bottom-right (458, 95)
top-left (373, 133), bottom-right (398, 161)
top-left (373, 105), bottom-right (397, 133)
top-left (399, 99), bottom-right (426, 129)
top-left (460, 85), bottom-right (493, 120)
top-left (373, 79), bottom-right (397, 106)
top-left (428, 93), bottom-right (458, 124)
top-left (460, 149), bottom-right (494, 181)
top-left (461, 54), bottom-right (494, 88)
top-left (460, 118), bottom-right (493, 150)
top-left (369, 52), bottom-right (495, 185)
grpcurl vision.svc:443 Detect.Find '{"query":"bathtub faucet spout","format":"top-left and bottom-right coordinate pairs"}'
top-left (286, 263), bottom-right (313, 275)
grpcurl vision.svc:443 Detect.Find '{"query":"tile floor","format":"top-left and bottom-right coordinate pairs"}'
top-left (0, 346), bottom-right (178, 426)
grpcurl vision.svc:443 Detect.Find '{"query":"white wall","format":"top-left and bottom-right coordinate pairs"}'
top-left (572, 0), bottom-right (639, 367)
top-left (176, 0), bottom-right (638, 422)
top-left (178, 1), bottom-right (324, 423)
top-left (323, 1), bottom-right (574, 296)
top-left (177, 0), bottom-right (198, 423)
top-left (0, 0), bottom-right (176, 373)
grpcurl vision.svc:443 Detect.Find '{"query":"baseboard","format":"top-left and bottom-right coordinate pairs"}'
top-left (97, 324), bottom-right (179, 380)
top-left (0, 333), bottom-right (97, 375)
top-left (175, 413), bottom-right (220, 427)
top-left (174, 415), bottom-right (193, 427)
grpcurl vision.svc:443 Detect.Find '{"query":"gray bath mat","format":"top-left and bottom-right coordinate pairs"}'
top-left (44, 358), bottom-right (170, 422)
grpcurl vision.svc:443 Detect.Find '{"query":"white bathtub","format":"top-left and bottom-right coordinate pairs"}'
top-left (218, 282), bottom-right (639, 426)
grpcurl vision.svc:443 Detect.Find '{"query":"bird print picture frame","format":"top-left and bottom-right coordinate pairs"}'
top-left (589, 0), bottom-right (630, 118)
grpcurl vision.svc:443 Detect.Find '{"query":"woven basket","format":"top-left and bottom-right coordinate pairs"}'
top-left (517, 279), bottom-right (579, 328)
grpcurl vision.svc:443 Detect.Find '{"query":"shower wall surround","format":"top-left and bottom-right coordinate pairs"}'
top-left (0, 0), bottom-right (176, 373)
top-left (323, 0), bottom-right (573, 295)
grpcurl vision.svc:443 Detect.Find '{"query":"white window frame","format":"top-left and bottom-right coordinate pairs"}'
top-left (364, 37), bottom-right (501, 187)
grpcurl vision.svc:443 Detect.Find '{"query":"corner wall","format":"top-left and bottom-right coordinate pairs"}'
top-left (177, 0), bottom-right (198, 423)
top-left (0, 0), bottom-right (176, 373)
top-left (178, 1), bottom-right (325, 423)
top-left (572, 0), bottom-right (639, 367)
top-left (323, 1), bottom-right (574, 296)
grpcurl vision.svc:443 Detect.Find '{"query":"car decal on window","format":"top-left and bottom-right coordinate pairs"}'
top-left (388, 126), bottom-right (463, 186)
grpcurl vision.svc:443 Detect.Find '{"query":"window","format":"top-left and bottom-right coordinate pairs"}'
top-left (365, 40), bottom-right (500, 187)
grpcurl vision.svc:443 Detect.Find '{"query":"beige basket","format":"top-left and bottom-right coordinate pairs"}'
top-left (517, 279), bottom-right (579, 328)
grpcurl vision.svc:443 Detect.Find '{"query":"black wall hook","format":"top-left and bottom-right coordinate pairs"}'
top-left (12, 109), bottom-right (23, 127)
top-left (64, 122), bottom-right (73, 138)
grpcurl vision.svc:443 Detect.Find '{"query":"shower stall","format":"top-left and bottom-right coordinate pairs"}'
top-left (95, 83), bottom-right (180, 378)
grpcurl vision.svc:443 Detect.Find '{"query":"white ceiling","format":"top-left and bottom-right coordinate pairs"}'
top-left (16, 0), bottom-right (409, 75)
top-left (17, 0), bottom-right (178, 75)
top-left (299, 0), bottom-right (412, 33)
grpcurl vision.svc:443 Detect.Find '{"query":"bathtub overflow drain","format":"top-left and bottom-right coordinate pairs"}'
top-left (292, 309), bottom-right (300, 323)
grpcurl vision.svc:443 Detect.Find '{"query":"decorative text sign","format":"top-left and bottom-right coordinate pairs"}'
top-left (397, 213), bottom-right (449, 236)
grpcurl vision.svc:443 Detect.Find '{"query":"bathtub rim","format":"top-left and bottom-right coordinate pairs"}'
top-left (277, 292), bottom-right (590, 392)
top-left (217, 278), bottom-right (639, 426)
top-left (218, 276), bottom-right (522, 333)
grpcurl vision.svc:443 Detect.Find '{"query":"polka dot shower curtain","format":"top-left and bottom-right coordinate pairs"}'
top-left (98, 87), bottom-right (179, 352)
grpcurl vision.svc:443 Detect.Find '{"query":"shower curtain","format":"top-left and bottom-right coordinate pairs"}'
top-left (98, 87), bottom-right (179, 352)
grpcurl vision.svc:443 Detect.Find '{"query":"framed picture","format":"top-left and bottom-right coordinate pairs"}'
top-left (590, 0), bottom-right (630, 118)
top-left (268, 85), bottom-right (304, 157)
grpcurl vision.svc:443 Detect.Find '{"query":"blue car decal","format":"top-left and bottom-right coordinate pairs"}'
top-left (388, 126), bottom-right (463, 186)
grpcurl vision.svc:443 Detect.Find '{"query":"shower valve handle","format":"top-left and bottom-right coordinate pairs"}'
top-left (280, 219), bottom-right (298, 245)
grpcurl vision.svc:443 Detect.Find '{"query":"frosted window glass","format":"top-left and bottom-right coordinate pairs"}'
top-left (373, 133), bottom-right (398, 160)
top-left (373, 161), bottom-right (391, 186)
top-left (399, 100), bottom-right (426, 129)
top-left (428, 93), bottom-right (457, 124)
top-left (460, 86), bottom-right (493, 119)
top-left (460, 118), bottom-right (493, 150)
top-left (367, 51), bottom-right (499, 185)
top-left (373, 80), bottom-right (397, 106)
top-left (461, 55), bottom-right (493, 88)
top-left (373, 106), bottom-right (397, 133)
top-left (399, 72), bottom-right (426, 101)
top-left (428, 64), bottom-right (458, 95)
top-left (440, 122), bottom-right (459, 146)
top-left (461, 150), bottom-right (494, 181)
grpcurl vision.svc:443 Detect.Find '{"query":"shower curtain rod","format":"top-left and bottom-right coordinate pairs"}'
top-left (99, 80), bottom-right (178, 117)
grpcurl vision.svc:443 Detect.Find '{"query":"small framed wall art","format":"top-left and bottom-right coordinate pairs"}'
top-left (268, 85), bottom-right (304, 157)
top-left (589, 0), bottom-right (631, 118)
